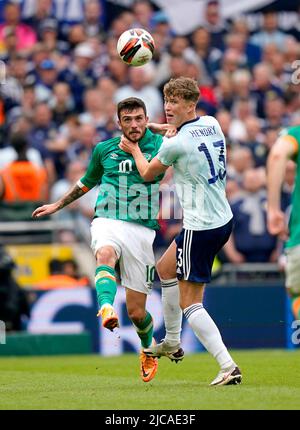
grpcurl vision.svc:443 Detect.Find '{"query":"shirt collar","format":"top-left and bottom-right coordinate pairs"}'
top-left (139, 127), bottom-right (152, 146)
top-left (177, 116), bottom-right (199, 132)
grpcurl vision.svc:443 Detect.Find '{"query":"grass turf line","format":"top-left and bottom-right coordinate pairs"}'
top-left (0, 349), bottom-right (299, 410)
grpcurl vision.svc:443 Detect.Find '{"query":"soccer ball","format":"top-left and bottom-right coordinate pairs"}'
top-left (117, 28), bottom-right (155, 67)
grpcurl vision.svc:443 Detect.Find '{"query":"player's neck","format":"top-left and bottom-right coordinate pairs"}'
top-left (177, 114), bottom-right (198, 130)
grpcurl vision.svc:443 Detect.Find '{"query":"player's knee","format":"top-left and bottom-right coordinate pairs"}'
top-left (127, 307), bottom-right (146, 325)
top-left (96, 247), bottom-right (116, 266)
top-left (179, 297), bottom-right (187, 310)
top-left (156, 258), bottom-right (172, 280)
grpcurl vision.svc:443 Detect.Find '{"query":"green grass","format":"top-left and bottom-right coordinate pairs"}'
top-left (0, 350), bottom-right (299, 410)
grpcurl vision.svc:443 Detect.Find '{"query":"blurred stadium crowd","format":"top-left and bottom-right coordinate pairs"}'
top-left (0, 0), bottom-right (299, 267)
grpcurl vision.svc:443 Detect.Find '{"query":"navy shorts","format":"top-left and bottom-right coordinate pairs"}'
top-left (175, 219), bottom-right (233, 283)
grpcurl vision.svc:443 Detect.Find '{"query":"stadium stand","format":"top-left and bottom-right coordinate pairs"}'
top-left (0, 0), bottom-right (299, 287)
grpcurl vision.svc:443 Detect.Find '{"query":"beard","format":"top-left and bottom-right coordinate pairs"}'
top-left (123, 129), bottom-right (144, 143)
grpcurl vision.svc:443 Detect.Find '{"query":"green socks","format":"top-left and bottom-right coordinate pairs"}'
top-left (95, 265), bottom-right (117, 308)
top-left (133, 311), bottom-right (154, 348)
top-left (95, 265), bottom-right (154, 348)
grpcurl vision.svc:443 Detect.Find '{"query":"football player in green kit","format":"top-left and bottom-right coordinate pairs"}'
top-left (32, 97), bottom-right (178, 383)
top-left (267, 125), bottom-right (300, 324)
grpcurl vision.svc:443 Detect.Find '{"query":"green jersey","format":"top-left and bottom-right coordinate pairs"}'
top-left (281, 125), bottom-right (300, 248)
top-left (78, 129), bottom-right (163, 230)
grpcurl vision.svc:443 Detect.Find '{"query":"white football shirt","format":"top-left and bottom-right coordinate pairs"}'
top-left (157, 116), bottom-right (233, 230)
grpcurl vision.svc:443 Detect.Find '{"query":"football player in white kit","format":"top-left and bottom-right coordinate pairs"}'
top-left (120, 77), bottom-right (242, 386)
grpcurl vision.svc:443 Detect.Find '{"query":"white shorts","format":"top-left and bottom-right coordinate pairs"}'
top-left (285, 245), bottom-right (300, 295)
top-left (90, 218), bottom-right (156, 294)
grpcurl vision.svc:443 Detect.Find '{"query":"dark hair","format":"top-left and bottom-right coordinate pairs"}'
top-left (117, 97), bottom-right (147, 119)
top-left (5, 2), bottom-right (20, 9)
top-left (10, 133), bottom-right (28, 160)
top-left (263, 8), bottom-right (277, 16)
top-left (206, 0), bottom-right (219, 7)
top-left (49, 259), bottom-right (63, 275)
top-left (63, 259), bottom-right (78, 270)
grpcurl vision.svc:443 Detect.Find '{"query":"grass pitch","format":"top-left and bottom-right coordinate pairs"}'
top-left (0, 349), bottom-right (299, 410)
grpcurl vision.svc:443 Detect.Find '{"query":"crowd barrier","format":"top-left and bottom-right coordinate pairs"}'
top-left (1, 282), bottom-right (296, 356)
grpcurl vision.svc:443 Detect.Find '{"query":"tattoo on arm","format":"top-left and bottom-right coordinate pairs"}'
top-left (57, 184), bottom-right (86, 210)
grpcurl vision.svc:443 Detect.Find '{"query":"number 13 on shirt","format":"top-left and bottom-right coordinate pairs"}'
top-left (198, 140), bottom-right (226, 185)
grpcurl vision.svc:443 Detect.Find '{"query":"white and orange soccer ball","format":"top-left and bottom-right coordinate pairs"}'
top-left (117, 28), bottom-right (155, 67)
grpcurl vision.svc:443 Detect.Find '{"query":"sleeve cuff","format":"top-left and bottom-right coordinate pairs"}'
top-left (77, 180), bottom-right (90, 193)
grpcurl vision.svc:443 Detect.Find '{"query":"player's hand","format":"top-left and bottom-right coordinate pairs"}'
top-left (267, 208), bottom-right (289, 240)
top-left (164, 124), bottom-right (177, 138)
top-left (147, 122), bottom-right (164, 133)
top-left (147, 122), bottom-right (177, 137)
top-left (32, 203), bottom-right (59, 218)
top-left (119, 135), bottom-right (138, 154)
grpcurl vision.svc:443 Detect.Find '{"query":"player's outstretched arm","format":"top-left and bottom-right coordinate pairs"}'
top-left (147, 123), bottom-right (177, 137)
top-left (266, 136), bottom-right (296, 238)
top-left (32, 184), bottom-right (86, 218)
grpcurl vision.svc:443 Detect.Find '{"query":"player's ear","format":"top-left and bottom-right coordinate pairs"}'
top-left (186, 101), bottom-right (194, 115)
top-left (117, 119), bottom-right (122, 130)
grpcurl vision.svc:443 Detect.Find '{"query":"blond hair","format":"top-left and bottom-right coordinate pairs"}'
top-left (163, 77), bottom-right (200, 103)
